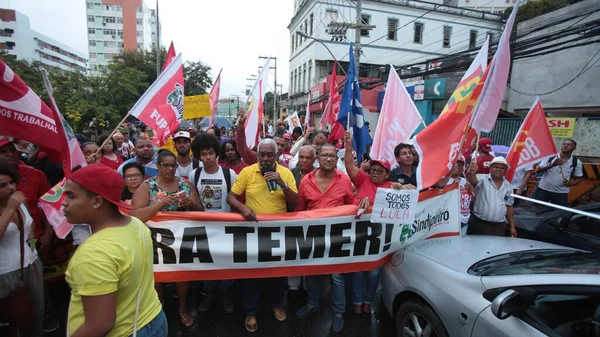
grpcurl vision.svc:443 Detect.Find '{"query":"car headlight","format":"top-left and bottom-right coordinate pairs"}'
top-left (391, 249), bottom-right (405, 267)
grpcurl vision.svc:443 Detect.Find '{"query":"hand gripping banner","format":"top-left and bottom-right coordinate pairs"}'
top-left (148, 185), bottom-right (460, 282)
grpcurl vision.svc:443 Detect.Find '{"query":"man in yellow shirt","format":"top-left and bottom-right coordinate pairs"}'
top-left (62, 164), bottom-right (165, 337)
top-left (227, 138), bottom-right (298, 333)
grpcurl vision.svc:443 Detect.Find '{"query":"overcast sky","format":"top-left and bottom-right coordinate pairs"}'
top-left (0, 0), bottom-right (292, 98)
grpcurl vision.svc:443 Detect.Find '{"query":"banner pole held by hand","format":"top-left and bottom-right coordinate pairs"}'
top-left (95, 112), bottom-right (131, 156)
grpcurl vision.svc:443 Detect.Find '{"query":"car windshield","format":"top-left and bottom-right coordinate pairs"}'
top-left (468, 249), bottom-right (600, 276)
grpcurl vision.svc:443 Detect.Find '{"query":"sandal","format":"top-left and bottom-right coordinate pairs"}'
top-left (179, 311), bottom-right (195, 328)
top-left (363, 303), bottom-right (372, 316)
top-left (245, 316), bottom-right (258, 332)
top-left (354, 304), bottom-right (362, 318)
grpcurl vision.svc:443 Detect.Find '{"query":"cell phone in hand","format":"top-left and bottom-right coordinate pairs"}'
top-left (175, 191), bottom-right (187, 201)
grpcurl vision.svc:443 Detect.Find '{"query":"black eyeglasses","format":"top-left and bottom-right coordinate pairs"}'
top-left (370, 168), bottom-right (386, 174)
top-left (159, 163), bottom-right (179, 169)
top-left (124, 173), bottom-right (143, 180)
top-left (319, 154), bottom-right (337, 160)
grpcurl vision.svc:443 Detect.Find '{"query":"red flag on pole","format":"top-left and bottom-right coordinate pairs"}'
top-left (162, 41), bottom-right (176, 72)
top-left (321, 63), bottom-right (340, 130)
top-left (0, 59), bottom-right (62, 161)
top-left (208, 69), bottom-right (222, 128)
top-left (505, 98), bottom-right (557, 182)
top-left (130, 54), bottom-right (184, 147)
top-left (305, 91), bottom-right (311, 128)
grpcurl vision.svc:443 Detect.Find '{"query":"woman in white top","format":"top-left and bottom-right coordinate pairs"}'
top-left (0, 163), bottom-right (44, 337)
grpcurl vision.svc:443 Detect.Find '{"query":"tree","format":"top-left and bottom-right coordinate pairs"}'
top-left (263, 92), bottom-right (275, 120)
top-left (184, 61), bottom-right (212, 96)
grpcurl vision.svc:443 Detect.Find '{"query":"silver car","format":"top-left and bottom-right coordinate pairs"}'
top-left (381, 236), bottom-right (600, 337)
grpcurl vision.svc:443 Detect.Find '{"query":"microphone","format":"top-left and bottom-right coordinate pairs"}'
top-left (260, 165), bottom-right (279, 192)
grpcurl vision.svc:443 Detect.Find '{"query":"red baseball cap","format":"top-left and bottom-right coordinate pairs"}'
top-left (0, 136), bottom-right (13, 148)
top-left (371, 158), bottom-right (392, 171)
top-left (70, 164), bottom-right (132, 209)
top-left (283, 132), bottom-right (292, 140)
top-left (479, 138), bottom-right (493, 152)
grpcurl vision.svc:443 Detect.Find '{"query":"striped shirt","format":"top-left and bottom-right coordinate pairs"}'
top-left (473, 174), bottom-right (514, 223)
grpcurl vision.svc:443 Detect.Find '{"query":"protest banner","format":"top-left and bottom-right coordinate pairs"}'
top-left (547, 117), bottom-right (576, 138)
top-left (371, 189), bottom-right (419, 224)
top-left (146, 185), bottom-right (459, 282)
top-left (183, 94), bottom-right (211, 120)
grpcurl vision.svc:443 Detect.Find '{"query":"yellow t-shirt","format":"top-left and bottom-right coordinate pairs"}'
top-left (231, 163), bottom-right (298, 214)
top-left (66, 217), bottom-right (162, 337)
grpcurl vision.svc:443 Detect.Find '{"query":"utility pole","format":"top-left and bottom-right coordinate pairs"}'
top-left (259, 56), bottom-right (277, 120)
top-left (155, 0), bottom-right (160, 78)
top-left (354, 0), bottom-right (362, 74)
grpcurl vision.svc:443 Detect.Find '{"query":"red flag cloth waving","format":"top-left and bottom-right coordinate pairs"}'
top-left (0, 59), bottom-right (62, 161)
top-left (208, 69), bottom-right (222, 128)
top-left (505, 98), bottom-right (557, 182)
top-left (162, 42), bottom-right (176, 72)
top-left (130, 54), bottom-right (184, 147)
top-left (321, 63), bottom-right (340, 130)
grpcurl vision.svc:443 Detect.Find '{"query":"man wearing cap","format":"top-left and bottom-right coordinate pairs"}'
top-left (388, 143), bottom-right (417, 189)
top-left (466, 156), bottom-right (517, 237)
top-left (62, 164), bottom-right (166, 337)
top-left (117, 138), bottom-right (158, 179)
top-left (295, 143), bottom-right (354, 333)
top-left (474, 138), bottom-right (495, 174)
top-left (172, 131), bottom-right (200, 180)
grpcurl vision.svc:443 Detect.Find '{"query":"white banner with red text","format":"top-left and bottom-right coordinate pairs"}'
top-left (147, 185), bottom-right (460, 282)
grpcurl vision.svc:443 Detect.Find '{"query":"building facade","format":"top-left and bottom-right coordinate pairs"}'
top-left (0, 9), bottom-right (88, 73)
top-left (86, 0), bottom-right (160, 73)
top-left (287, 0), bottom-right (504, 127)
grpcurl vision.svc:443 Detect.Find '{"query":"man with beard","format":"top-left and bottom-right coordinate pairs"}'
top-left (226, 138), bottom-right (298, 333)
top-left (295, 144), bottom-right (354, 333)
top-left (117, 138), bottom-right (157, 179)
top-left (172, 131), bottom-right (200, 180)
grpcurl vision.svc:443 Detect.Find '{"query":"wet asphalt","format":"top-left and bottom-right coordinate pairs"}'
top-left (37, 277), bottom-right (397, 337)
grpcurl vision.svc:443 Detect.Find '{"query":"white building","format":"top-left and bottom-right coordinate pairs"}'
top-left (85, 0), bottom-right (160, 73)
top-left (0, 9), bottom-right (88, 73)
top-left (288, 0), bottom-right (504, 114)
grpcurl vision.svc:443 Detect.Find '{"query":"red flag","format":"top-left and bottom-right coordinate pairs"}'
top-left (162, 42), bottom-right (176, 72)
top-left (505, 98), bottom-right (557, 182)
top-left (0, 59), bottom-right (62, 161)
top-left (413, 39), bottom-right (489, 189)
top-left (321, 63), bottom-right (340, 130)
top-left (130, 54), bottom-right (184, 147)
top-left (208, 69), bottom-right (222, 128)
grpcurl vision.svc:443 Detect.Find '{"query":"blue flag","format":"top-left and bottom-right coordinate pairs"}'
top-left (337, 44), bottom-right (370, 162)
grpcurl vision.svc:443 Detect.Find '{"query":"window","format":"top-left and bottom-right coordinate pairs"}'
top-left (566, 213), bottom-right (600, 238)
top-left (0, 43), bottom-right (13, 50)
top-left (0, 30), bottom-right (13, 37)
top-left (90, 52), bottom-right (97, 58)
top-left (309, 14), bottom-right (313, 35)
top-left (104, 41), bottom-right (116, 47)
top-left (118, 42), bottom-right (124, 48)
top-left (443, 26), bottom-right (452, 48)
top-left (136, 18), bottom-right (143, 25)
top-left (137, 31), bottom-right (142, 37)
top-left (360, 14), bottom-right (370, 36)
top-left (88, 28), bottom-right (95, 34)
top-left (117, 29), bottom-right (124, 37)
top-left (414, 22), bottom-right (423, 43)
top-left (86, 3), bottom-right (94, 9)
top-left (291, 34), bottom-right (294, 52)
top-left (137, 43), bottom-right (143, 50)
top-left (388, 18), bottom-right (398, 40)
top-left (137, 6), bottom-right (142, 13)
top-left (89, 40), bottom-right (96, 47)
top-left (87, 15), bottom-right (94, 23)
top-left (308, 60), bottom-right (312, 88)
top-left (487, 32), bottom-right (495, 44)
top-left (304, 19), bottom-right (308, 35)
top-left (105, 16), bottom-right (116, 24)
top-left (469, 30), bottom-right (477, 49)
top-left (326, 9), bottom-right (338, 22)
top-left (117, 17), bottom-right (123, 24)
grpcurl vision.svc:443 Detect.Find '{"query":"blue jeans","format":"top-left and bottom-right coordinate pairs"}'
top-left (351, 267), bottom-right (382, 305)
top-left (239, 277), bottom-right (286, 316)
top-left (532, 186), bottom-right (568, 206)
top-left (130, 311), bottom-right (167, 337)
top-left (204, 280), bottom-right (233, 290)
top-left (304, 274), bottom-right (346, 314)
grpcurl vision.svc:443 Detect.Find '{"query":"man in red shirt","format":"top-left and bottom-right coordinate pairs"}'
top-left (295, 144), bottom-right (354, 333)
top-left (475, 137), bottom-right (495, 174)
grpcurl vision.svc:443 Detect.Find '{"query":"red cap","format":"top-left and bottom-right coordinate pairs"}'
top-left (479, 138), bottom-right (493, 152)
top-left (371, 158), bottom-right (392, 171)
top-left (0, 136), bottom-right (13, 148)
top-left (70, 164), bottom-right (132, 209)
top-left (283, 132), bottom-right (292, 140)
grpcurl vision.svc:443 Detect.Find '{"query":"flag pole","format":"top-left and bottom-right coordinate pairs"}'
top-left (94, 112), bottom-right (131, 156)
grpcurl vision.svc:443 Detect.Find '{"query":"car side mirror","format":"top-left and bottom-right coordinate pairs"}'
top-left (491, 289), bottom-right (519, 320)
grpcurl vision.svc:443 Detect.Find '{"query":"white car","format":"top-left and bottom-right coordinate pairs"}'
top-left (381, 236), bottom-right (600, 337)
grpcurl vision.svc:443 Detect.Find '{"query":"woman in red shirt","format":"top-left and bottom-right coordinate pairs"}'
top-left (96, 134), bottom-right (123, 170)
top-left (219, 139), bottom-right (248, 175)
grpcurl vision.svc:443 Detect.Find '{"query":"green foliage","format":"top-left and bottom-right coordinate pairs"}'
top-left (0, 48), bottom-right (213, 132)
top-left (263, 91), bottom-right (275, 119)
top-left (504, 0), bottom-right (583, 22)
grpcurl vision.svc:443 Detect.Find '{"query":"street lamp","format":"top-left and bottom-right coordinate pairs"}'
top-left (296, 31), bottom-right (347, 76)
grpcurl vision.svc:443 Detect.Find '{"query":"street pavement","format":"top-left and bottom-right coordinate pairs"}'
top-left (35, 277), bottom-right (396, 337)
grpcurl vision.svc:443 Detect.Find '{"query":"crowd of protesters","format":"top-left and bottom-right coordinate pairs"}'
top-left (0, 108), bottom-right (584, 336)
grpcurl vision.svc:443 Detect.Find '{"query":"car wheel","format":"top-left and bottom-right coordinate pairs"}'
top-left (395, 299), bottom-right (449, 337)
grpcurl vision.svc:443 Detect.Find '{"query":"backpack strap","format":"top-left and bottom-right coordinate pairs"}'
top-left (192, 158), bottom-right (200, 170)
top-left (570, 156), bottom-right (579, 179)
top-left (193, 167), bottom-right (203, 189)
top-left (223, 167), bottom-right (232, 194)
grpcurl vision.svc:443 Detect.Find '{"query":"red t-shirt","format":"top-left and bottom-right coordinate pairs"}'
top-left (476, 154), bottom-right (495, 174)
top-left (352, 169), bottom-right (393, 205)
top-left (17, 164), bottom-right (51, 238)
top-left (100, 154), bottom-right (123, 170)
top-left (296, 169), bottom-right (354, 211)
top-left (220, 161), bottom-right (249, 175)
